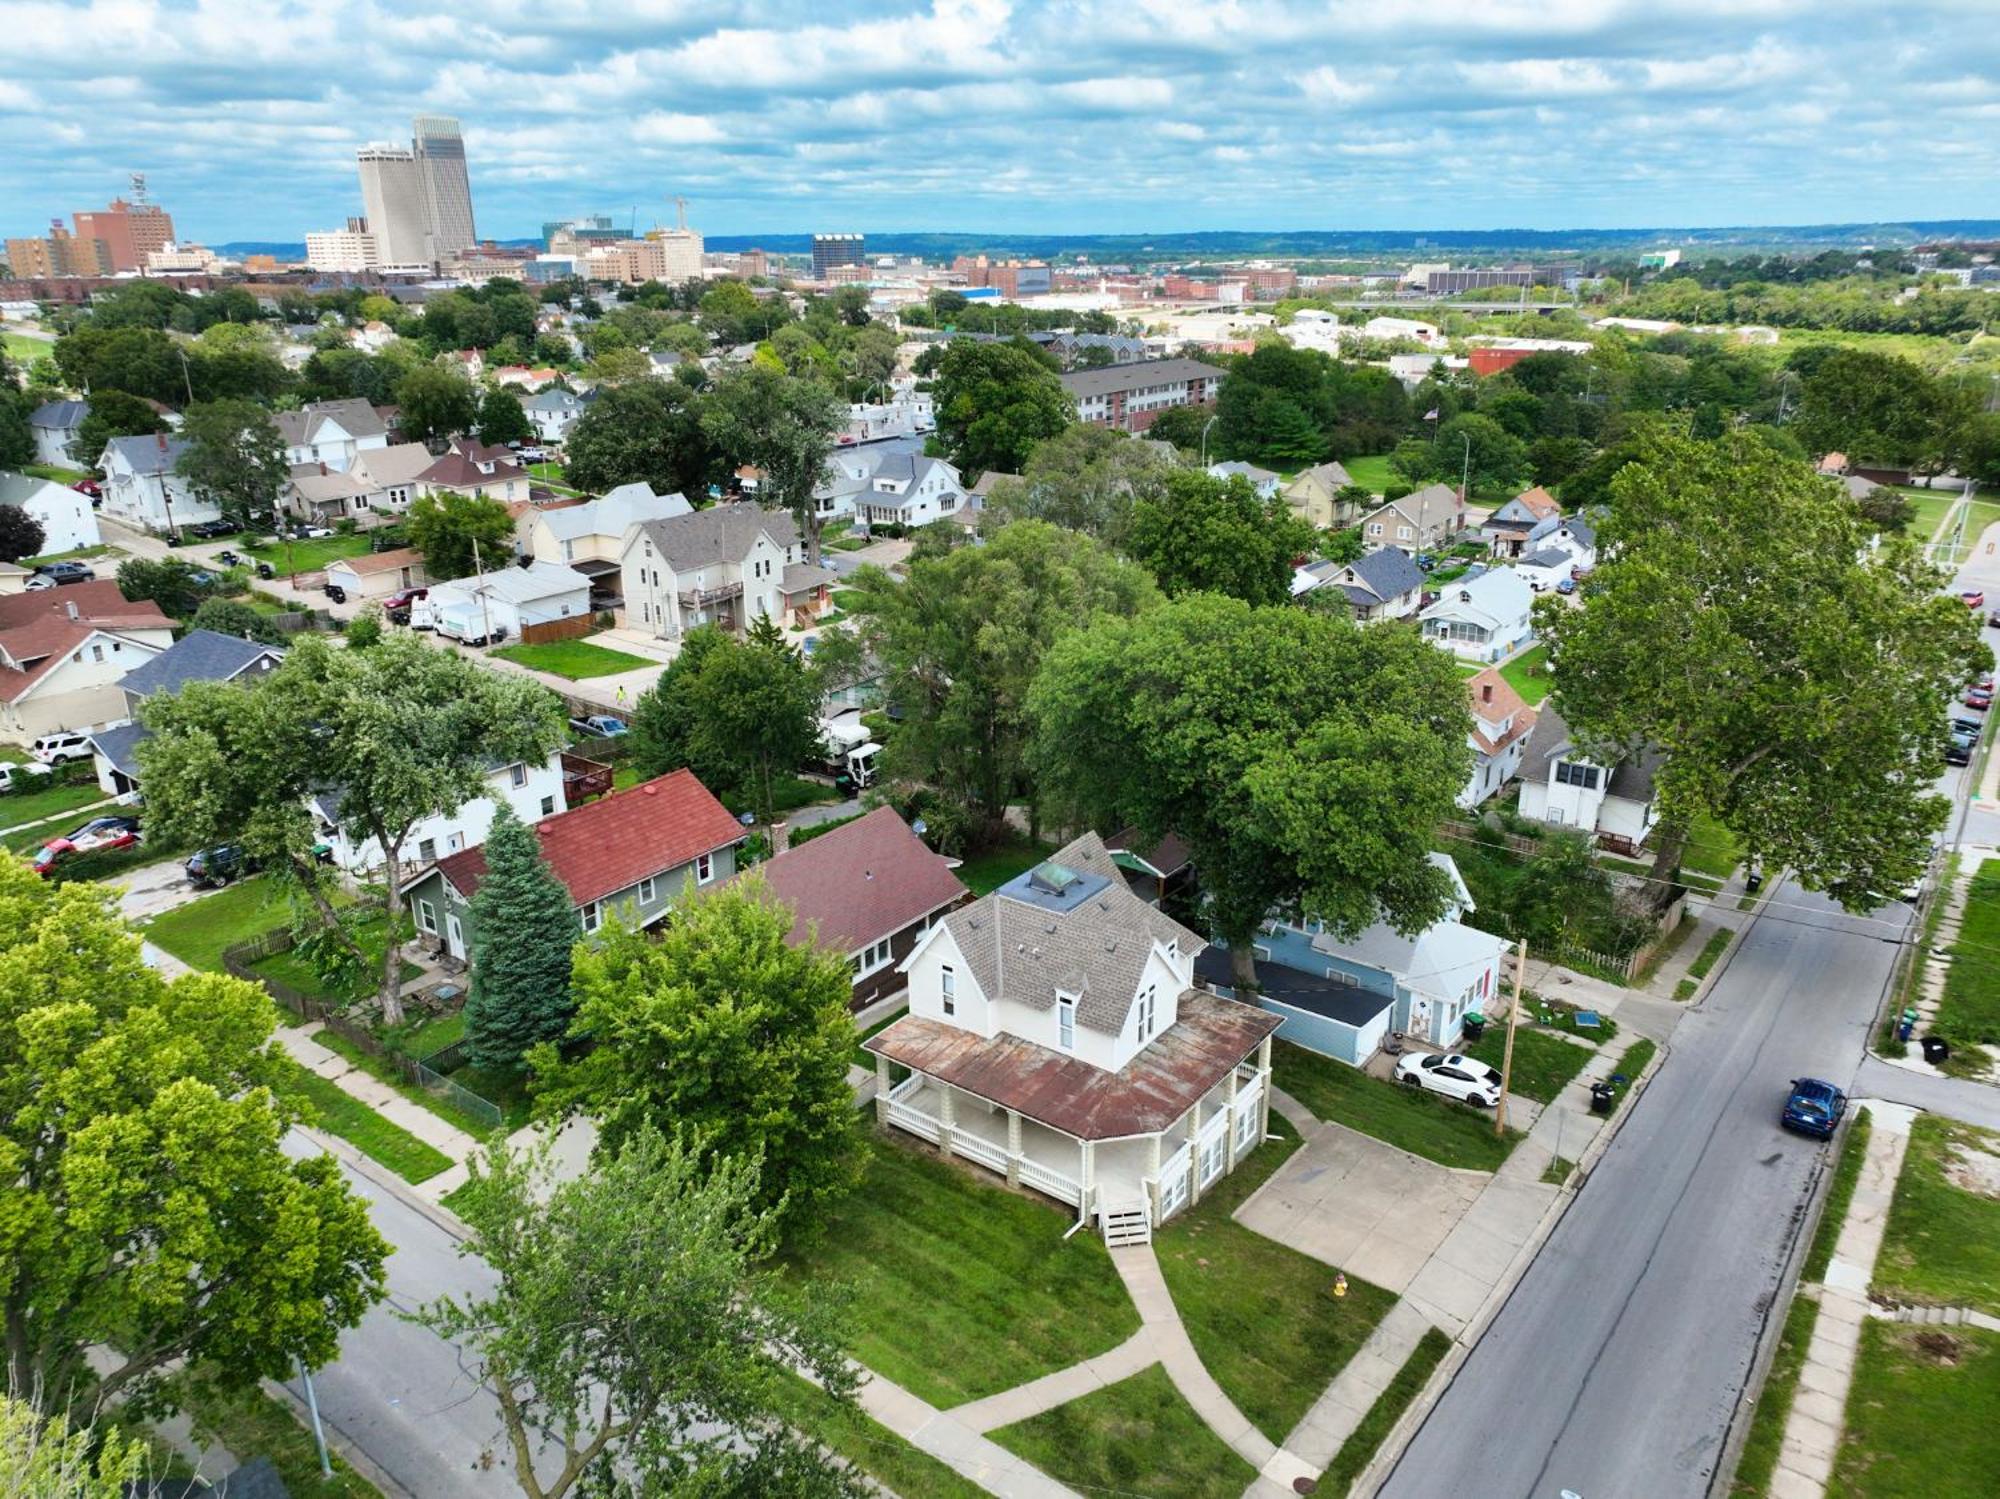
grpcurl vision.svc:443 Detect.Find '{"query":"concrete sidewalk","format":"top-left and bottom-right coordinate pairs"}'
top-left (849, 1367), bottom-right (1085, 1499)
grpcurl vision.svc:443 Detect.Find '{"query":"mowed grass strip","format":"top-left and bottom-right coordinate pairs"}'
top-left (989, 1365), bottom-right (1257, 1499)
top-left (491, 638), bottom-right (653, 679)
top-left (1874, 1113), bottom-right (2000, 1317)
top-left (1830, 1321), bottom-right (2000, 1499)
top-left (1934, 862), bottom-right (2000, 1070)
top-left (768, 1372), bottom-right (990, 1499)
top-left (1154, 1113), bottom-right (1396, 1444)
top-left (1272, 1041), bottom-right (1522, 1171)
top-left (1324, 1326), bottom-right (1452, 1492)
top-left (1729, 1294), bottom-right (1819, 1497)
top-left (272, 1056), bottom-right (453, 1184)
top-left (782, 1139), bottom-right (1139, 1409)
top-left (1464, 1025), bottom-right (1595, 1104)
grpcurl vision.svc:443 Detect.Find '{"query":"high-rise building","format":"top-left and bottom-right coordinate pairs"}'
top-left (812, 233), bottom-right (865, 279)
top-left (72, 188), bottom-right (175, 273)
top-left (413, 115), bottom-right (476, 260)
top-left (647, 227), bottom-right (704, 284)
top-left (6, 221), bottom-right (112, 279)
top-left (306, 218), bottom-right (380, 272)
top-left (356, 115), bottom-right (477, 269)
top-left (542, 215), bottom-right (632, 250)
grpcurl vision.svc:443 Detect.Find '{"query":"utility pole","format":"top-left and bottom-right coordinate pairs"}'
top-left (471, 534), bottom-right (494, 647)
top-left (295, 1357), bottom-right (333, 1479)
top-left (1460, 431), bottom-right (1473, 504)
top-left (1495, 937), bottom-right (1528, 1137)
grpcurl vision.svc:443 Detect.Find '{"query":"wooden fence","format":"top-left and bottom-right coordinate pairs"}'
top-left (1439, 819), bottom-right (1540, 857)
top-left (518, 613), bottom-right (596, 647)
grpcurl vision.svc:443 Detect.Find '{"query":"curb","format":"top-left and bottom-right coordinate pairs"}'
top-left (262, 1374), bottom-right (418, 1499)
top-left (296, 1122), bottom-right (472, 1245)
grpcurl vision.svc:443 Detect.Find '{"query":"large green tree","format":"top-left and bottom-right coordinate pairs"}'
top-left (701, 365), bottom-right (845, 565)
top-left (562, 377), bottom-right (714, 499)
top-left (463, 808), bottom-right (579, 1072)
top-left (980, 423), bottom-right (1176, 545)
top-left (929, 337), bottom-right (1073, 478)
top-left (843, 520), bottom-right (1160, 830)
top-left (136, 634), bottom-right (567, 1024)
top-left (1792, 348), bottom-right (1965, 473)
top-left (0, 1398), bottom-right (149, 1497)
top-left (415, 1126), bottom-right (864, 1499)
top-left (1126, 468), bottom-right (1317, 605)
top-left (406, 489), bottom-right (515, 581)
top-left (0, 862), bottom-right (387, 1423)
top-left (393, 364), bottom-right (480, 445)
top-left (532, 882), bottom-right (864, 1243)
top-left (476, 387), bottom-right (534, 447)
top-left (1029, 594), bottom-right (1472, 986)
top-left (70, 388), bottom-right (167, 469)
top-left (173, 399), bottom-right (288, 531)
top-left (0, 505), bottom-right (43, 564)
top-left (1537, 430), bottom-right (1987, 900)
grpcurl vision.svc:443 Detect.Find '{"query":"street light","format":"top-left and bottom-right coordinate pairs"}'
top-left (1199, 414), bottom-right (1220, 467)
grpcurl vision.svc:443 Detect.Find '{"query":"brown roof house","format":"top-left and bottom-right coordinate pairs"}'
top-left (323, 547), bottom-right (429, 602)
top-left (745, 807), bottom-right (969, 1008)
top-left (1460, 667), bottom-right (1537, 808)
top-left (0, 581), bottom-right (175, 739)
top-left (865, 831), bottom-right (1280, 1244)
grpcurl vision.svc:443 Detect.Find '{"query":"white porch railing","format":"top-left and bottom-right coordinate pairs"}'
top-left (953, 1129), bottom-right (1009, 1174)
top-left (1018, 1156), bottom-right (1083, 1207)
top-left (1151, 1141), bottom-right (1193, 1220)
top-left (885, 1098), bottom-right (940, 1144)
top-left (1233, 1074), bottom-right (1266, 1153)
top-left (1197, 1108), bottom-right (1230, 1189)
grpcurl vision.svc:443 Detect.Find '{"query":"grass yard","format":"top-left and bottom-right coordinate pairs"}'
top-left (1608, 1039), bottom-right (1656, 1100)
top-left (21, 462), bottom-right (91, 485)
top-left (0, 777), bottom-right (107, 830)
top-left (1874, 1114), bottom-right (2000, 1317)
top-left (491, 637), bottom-right (653, 679)
top-left (1344, 452), bottom-right (1396, 495)
top-left (1463, 1026), bottom-right (1595, 1104)
top-left (245, 533), bottom-right (373, 574)
top-left (1324, 1326), bottom-right (1452, 1492)
top-left (782, 1139), bottom-right (1140, 1409)
top-left (954, 836), bottom-right (1058, 897)
top-left (144, 875), bottom-right (305, 973)
top-left (1729, 1294), bottom-right (1819, 1497)
top-left (313, 1026), bottom-right (518, 1137)
top-left (1829, 1321), bottom-right (2000, 1499)
top-left (1498, 644), bottom-right (1552, 705)
top-left (19, 542), bottom-right (114, 566)
top-left (2, 331), bottom-right (55, 367)
top-left (1272, 1041), bottom-right (1522, 1171)
top-left (1154, 1113), bottom-right (1396, 1444)
top-left (272, 1055), bottom-right (453, 1184)
top-left (827, 536), bottom-right (869, 552)
top-left (719, 773), bottom-right (844, 820)
top-left (769, 1372), bottom-right (990, 1499)
top-left (173, 1370), bottom-right (380, 1498)
top-left (1932, 862), bottom-right (2000, 1072)
top-left (527, 461), bottom-right (586, 496)
top-left (1679, 926), bottom-right (1735, 1000)
top-left (1683, 810), bottom-right (1745, 883)
top-left (1524, 994), bottom-right (1619, 1044)
top-left (989, 1365), bottom-right (1256, 1499)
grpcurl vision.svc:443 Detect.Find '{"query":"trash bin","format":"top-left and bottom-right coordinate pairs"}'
top-left (1922, 1036), bottom-right (1952, 1064)
top-left (1898, 1008), bottom-right (1918, 1043)
top-left (1462, 1012), bottom-right (1487, 1041)
top-left (1589, 1081), bottom-right (1617, 1115)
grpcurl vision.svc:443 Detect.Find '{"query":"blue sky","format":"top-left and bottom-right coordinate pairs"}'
top-left (5, 0), bottom-right (1997, 244)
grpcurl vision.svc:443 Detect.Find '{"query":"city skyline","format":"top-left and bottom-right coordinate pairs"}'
top-left (4, 0), bottom-right (1998, 245)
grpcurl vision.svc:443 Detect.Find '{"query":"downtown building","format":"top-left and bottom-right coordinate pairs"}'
top-left (812, 233), bottom-right (866, 279)
top-left (354, 115), bottom-right (477, 269)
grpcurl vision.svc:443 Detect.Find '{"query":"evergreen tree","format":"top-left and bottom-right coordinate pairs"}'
top-left (464, 807), bottom-right (581, 1072)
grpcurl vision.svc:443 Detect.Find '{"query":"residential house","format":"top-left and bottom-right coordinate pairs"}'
top-left (350, 320), bottom-right (396, 354)
top-left (523, 386), bottom-right (588, 445)
top-left (1419, 568), bottom-right (1536, 663)
top-left (1206, 460), bottom-right (1281, 500)
top-left (345, 442), bottom-right (435, 518)
top-left (827, 451), bottom-right (967, 529)
top-left (1196, 853), bottom-right (1507, 1064)
top-left (1105, 827), bottom-right (1194, 910)
top-left (324, 548), bottom-right (428, 602)
top-left (318, 751), bottom-right (577, 881)
top-left (526, 480), bottom-right (692, 569)
top-left (1060, 358), bottom-right (1225, 432)
top-left (399, 768), bottom-right (744, 963)
top-left (619, 505), bottom-right (832, 638)
top-left (1515, 703), bottom-right (1661, 854)
top-left (283, 464), bottom-right (374, 526)
top-left (492, 366), bottom-right (561, 393)
top-left (418, 439), bottom-right (529, 506)
top-left (0, 471), bottom-right (98, 555)
top-left (746, 806), bottom-right (969, 1008)
top-left (275, 399), bottom-right (390, 472)
top-left (1458, 667), bottom-right (1537, 808)
top-left (0, 582), bottom-right (174, 739)
top-left (28, 399), bottom-right (88, 468)
top-left (87, 629), bottom-right (285, 799)
top-left (0, 561), bottom-right (30, 597)
top-left (1292, 546), bottom-right (1425, 621)
top-left (1358, 482), bottom-right (1465, 553)
top-left (423, 561), bottom-right (593, 643)
top-left (1283, 461), bottom-right (1360, 529)
top-left (866, 832), bottom-right (1281, 1239)
top-left (1513, 520), bottom-right (1597, 592)
top-left (100, 434), bottom-right (217, 534)
top-left (1482, 486), bottom-right (1562, 559)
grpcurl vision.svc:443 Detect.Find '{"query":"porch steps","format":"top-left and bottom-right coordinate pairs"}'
top-left (1100, 1200), bottom-right (1152, 1248)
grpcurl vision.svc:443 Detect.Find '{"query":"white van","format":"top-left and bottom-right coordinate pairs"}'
top-left (0, 761), bottom-right (54, 794)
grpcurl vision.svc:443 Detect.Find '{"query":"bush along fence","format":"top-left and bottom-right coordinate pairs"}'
top-left (1476, 889), bottom-right (1690, 984)
top-left (221, 925), bottom-right (504, 1131)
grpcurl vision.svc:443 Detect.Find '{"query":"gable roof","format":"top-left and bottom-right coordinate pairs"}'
top-left (119, 629), bottom-right (283, 698)
top-left (1286, 460), bottom-right (1354, 494)
top-left (0, 471), bottom-right (72, 508)
top-left (430, 560), bottom-right (591, 606)
top-left (1343, 546), bottom-right (1425, 604)
top-left (1464, 667), bottom-right (1536, 755)
top-left (434, 769), bottom-right (743, 909)
top-left (0, 582), bottom-right (172, 702)
top-left (634, 503), bottom-right (796, 572)
top-left (420, 449), bottom-right (527, 490)
top-left (327, 546), bottom-right (425, 578)
top-left (287, 465), bottom-right (371, 504)
top-left (1105, 826), bottom-right (1192, 880)
top-left (104, 433), bottom-right (192, 477)
top-left (1209, 460), bottom-right (1279, 484)
top-left (1058, 357), bottom-right (1224, 400)
top-left (522, 387), bottom-right (584, 412)
top-left (1422, 567), bottom-right (1533, 627)
top-left (275, 398), bottom-right (387, 448)
top-left (348, 442), bottom-right (435, 488)
top-left (1520, 702), bottom-right (1663, 803)
top-left (537, 482), bottom-right (691, 542)
top-left (746, 807), bottom-right (967, 954)
top-left (30, 399), bottom-right (88, 431)
top-left (1364, 482), bottom-right (1461, 535)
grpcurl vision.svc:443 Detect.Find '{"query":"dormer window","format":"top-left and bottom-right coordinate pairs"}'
top-left (1136, 985), bottom-right (1157, 1044)
top-left (1057, 993), bottom-right (1076, 1050)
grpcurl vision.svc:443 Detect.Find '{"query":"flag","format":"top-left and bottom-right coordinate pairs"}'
top-left (1424, 407), bottom-right (1440, 420)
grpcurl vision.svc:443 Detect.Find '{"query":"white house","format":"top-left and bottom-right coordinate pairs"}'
top-left (1419, 568), bottom-right (1536, 663)
top-left (813, 450), bottom-right (967, 529)
top-left (0, 582), bottom-right (175, 739)
top-left (100, 435), bottom-right (218, 534)
top-left (315, 752), bottom-right (570, 879)
top-left (866, 833), bottom-right (1281, 1241)
top-left (523, 387), bottom-right (588, 445)
top-left (1459, 667), bottom-right (1538, 808)
top-left (526, 482), bottom-right (692, 568)
top-left (621, 505), bottom-right (832, 639)
top-left (29, 400), bottom-right (89, 468)
top-left (345, 443), bottom-right (435, 518)
top-left (1207, 460), bottom-right (1281, 499)
top-left (88, 629), bottom-right (286, 799)
top-left (1482, 486), bottom-right (1563, 559)
top-left (1516, 703), bottom-right (1661, 854)
top-left (423, 561), bottom-right (593, 641)
top-left (418, 440), bottom-right (529, 505)
top-left (1512, 520), bottom-right (1597, 593)
top-left (1360, 316), bottom-right (1444, 347)
top-left (0, 471), bottom-right (99, 556)
top-left (275, 400), bottom-right (391, 472)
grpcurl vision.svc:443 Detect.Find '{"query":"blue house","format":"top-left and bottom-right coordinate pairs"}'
top-left (1195, 854), bottom-right (1510, 1065)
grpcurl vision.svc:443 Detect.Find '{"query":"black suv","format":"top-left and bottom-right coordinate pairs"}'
top-left (186, 843), bottom-right (255, 887)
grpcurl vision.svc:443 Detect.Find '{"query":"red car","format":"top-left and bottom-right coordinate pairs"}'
top-left (31, 826), bottom-right (139, 877)
top-left (72, 478), bottom-right (101, 498)
top-left (1966, 685), bottom-right (1994, 711)
top-left (1961, 591), bottom-right (1986, 610)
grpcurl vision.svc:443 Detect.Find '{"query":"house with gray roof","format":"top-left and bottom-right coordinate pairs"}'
top-left (1419, 567), bottom-right (1536, 663)
top-left (523, 386), bottom-right (589, 445)
top-left (865, 831), bottom-right (1281, 1243)
top-left (29, 399), bottom-right (89, 468)
top-left (1515, 702), bottom-right (1662, 855)
top-left (274, 398), bottom-right (390, 472)
top-left (618, 502), bottom-right (833, 638)
top-left (1292, 545), bottom-right (1426, 621)
top-left (88, 629), bottom-right (285, 798)
top-left (1358, 481), bottom-right (1466, 554)
top-left (815, 447), bottom-right (966, 528)
top-left (100, 434), bottom-right (214, 534)
top-left (0, 470), bottom-right (98, 556)
top-left (1206, 460), bottom-right (1281, 500)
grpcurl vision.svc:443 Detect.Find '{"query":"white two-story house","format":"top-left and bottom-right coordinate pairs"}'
top-left (101, 435), bottom-right (218, 534)
top-left (1516, 703), bottom-right (1662, 855)
top-left (275, 399), bottom-right (391, 472)
top-left (866, 832), bottom-right (1281, 1244)
top-left (313, 751), bottom-right (572, 880)
top-left (619, 503), bottom-right (834, 638)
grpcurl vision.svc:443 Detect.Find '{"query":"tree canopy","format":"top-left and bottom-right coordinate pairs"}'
top-left (173, 399), bottom-right (288, 531)
top-left (406, 489), bottom-right (515, 581)
top-left (1126, 468), bottom-right (1317, 605)
top-left (979, 423), bottom-right (1175, 545)
top-left (463, 807), bottom-right (579, 1073)
top-left (1792, 348), bottom-right (1967, 473)
top-left (701, 365), bottom-right (845, 564)
top-left (0, 504), bottom-right (44, 563)
top-left (393, 364), bottom-right (480, 445)
top-left (562, 378), bottom-right (714, 499)
top-left (928, 338), bottom-right (1074, 478)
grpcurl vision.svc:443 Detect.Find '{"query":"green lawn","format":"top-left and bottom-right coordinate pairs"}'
top-left (1875, 1114), bottom-right (2000, 1318)
top-left (719, 773), bottom-right (844, 820)
top-left (1608, 1039), bottom-right (1656, 1097)
top-left (1325, 1327), bottom-right (1452, 1492)
top-left (144, 875), bottom-right (303, 973)
top-left (1344, 453), bottom-right (1396, 495)
top-left (2, 331), bottom-right (54, 367)
top-left (782, 1140), bottom-right (1140, 1409)
top-left (0, 777), bottom-right (107, 830)
top-left (1683, 810), bottom-right (1745, 883)
top-left (1154, 1113), bottom-right (1396, 1444)
top-left (526, 461), bottom-right (585, 497)
top-left (989, 1365), bottom-right (1256, 1499)
top-left (769, 1373), bottom-right (990, 1499)
top-left (1524, 994), bottom-right (1619, 1044)
top-left (491, 637), bottom-right (653, 679)
top-left (19, 542), bottom-right (113, 566)
top-left (272, 1055), bottom-right (453, 1184)
top-left (1933, 862), bottom-right (2000, 1072)
top-left (313, 1026), bottom-right (517, 1136)
top-left (954, 837), bottom-right (1058, 897)
top-left (1498, 645), bottom-right (1552, 705)
top-left (1271, 1041), bottom-right (1522, 1171)
top-left (245, 534), bottom-right (374, 574)
top-left (1729, 1294), bottom-right (1819, 1498)
top-left (1463, 1027), bottom-right (1595, 1104)
top-left (827, 536), bottom-right (869, 552)
top-left (1830, 1321), bottom-right (2000, 1499)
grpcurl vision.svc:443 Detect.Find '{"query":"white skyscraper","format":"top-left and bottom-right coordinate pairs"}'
top-left (354, 115), bottom-right (477, 269)
top-left (413, 115), bottom-right (476, 259)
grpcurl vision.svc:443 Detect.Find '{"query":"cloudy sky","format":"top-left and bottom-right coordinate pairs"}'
top-left (5, 0), bottom-right (1997, 244)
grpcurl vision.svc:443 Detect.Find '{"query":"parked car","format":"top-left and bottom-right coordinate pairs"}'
top-left (186, 843), bottom-right (256, 887)
top-left (1987, 608), bottom-right (2000, 629)
top-left (291, 523), bottom-right (334, 540)
top-left (1966, 684), bottom-right (1993, 711)
top-left (64, 814), bottom-right (141, 849)
top-left (32, 822), bottom-right (139, 877)
top-left (323, 582), bottom-right (348, 605)
top-left (29, 731), bottom-right (94, 765)
top-left (1555, 577), bottom-right (1578, 595)
top-left (1946, 735), bottom-right (1974, 766)
top-left (1962, 590), bottom-right (1987, 610)
top-left (1393, 1052), bottom-right (1503, 1108)
top-left (370, 531), bottom-right (409, 552)
top-left (518, 445), bottom-right (549, 462)
top-left (569, 714), bottom-right (628, 739)
top-left (1780, 1077), bottom-right (1847, 1140)
top-left (384, 586), bottom-right (429, 625)
top-left (0, 762), bottom-right (53, 794)
top-left (72, 478), bottom-right (101, 498)
top-left (187, 519), bottom-right (237, 539)
top-left (29, 560), bottom-right (96, 587)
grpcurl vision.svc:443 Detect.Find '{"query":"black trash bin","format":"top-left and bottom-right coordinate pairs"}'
top-left (1589, 1081), bottom-right (1617, 1115)
top-left (1462, 1012), bottom-right (1487, 1042)
top-left (1922, 1036), bottom-right (1952, 1064)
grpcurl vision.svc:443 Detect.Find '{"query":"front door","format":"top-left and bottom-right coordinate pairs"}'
top-left (445, 913), bottom-right (465, 960)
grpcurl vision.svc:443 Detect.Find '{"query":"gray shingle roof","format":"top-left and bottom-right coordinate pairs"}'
top-left (1346, 546), bottom-right (1425, 602)
top-left (105, 434), bottom-right (192, 476)
top-left (275, 398), bottom-right (389, 448)
top-left (88, 719), bottom-right (149, 779)
top-left (636, 503), bottom-right (796, 572)
top-left (30, 399), bottom-right (88, 431)
top-left (1058, 357), bottom-right (1225, 400)
top-left (1521, 702), bottom-right (1662, 804)
top-left (119, 629), bottom-right (283, 699)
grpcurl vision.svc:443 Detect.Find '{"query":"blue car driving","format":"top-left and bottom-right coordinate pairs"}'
top-left (1781, 1077), bottom-right (1846, 1140)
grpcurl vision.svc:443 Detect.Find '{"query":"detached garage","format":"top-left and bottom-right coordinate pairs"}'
top-left (1195, 948), bottom-right (1395, 1066)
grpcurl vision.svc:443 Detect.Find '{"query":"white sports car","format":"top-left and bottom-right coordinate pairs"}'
top-left (1393, 1052), bottom-right (1503, 1107)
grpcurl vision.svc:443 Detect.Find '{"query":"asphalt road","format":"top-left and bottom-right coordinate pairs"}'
top-left (1379, 883), bottom-right (1905, 1499)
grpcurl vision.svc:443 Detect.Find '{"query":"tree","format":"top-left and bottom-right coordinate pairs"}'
top-left (1536, 429), bottom-right (1987, 900)
top-left (136, 634), bottom-right (567, 1024)
top-left (532, 881), bottom-right (864, 1243)
top-left (0, 390), bottom-right (30, 469)
top-left (1431, 412), bottom-right (1530, 496)
top-left (69, 388), bottom-right (166, 469)
top-left (173, 400), bottom-right (287, 530)
top-left (1126, 469), bottom-right (1317, 605)
top-left (115, 556), bottom-right (224, 619)
top-left (477, 387), bottom-right (534, 447)
top-left (413, 1126), bottom-right (865, 1499)
top-left (562, 378), bottom-right (714, 498)
top-left (0, 861), bottom-right (388, 1423)
top-left (589, 346), bottom-right (651, 384)
top-left (980, 423), bottom-right (1175, 545)
top-left (344, 602), bottom-right (385, 649)
top-left (0, 504), bottom-right (44, 563)
top-left (1029, 593), bottom-right (1471, 986)
top-left (1793, 349), bottom-right (1964, 473)
top-left (843, 521), bottom-right (1159, 830)
top-left (1961, 411), bottom-right (2000, 489)
top-left (393, 364), bottom-right (479, 445)
top-left (1, 1396), bottom-right (148, 1496)
top-left (463, 808), bottom-right (578, 1072)
top-left (702, 365), bottom-right (845, 564)
top-left (929, 338), bottom-right (1073, 478)
top-left (406, 490), bottom-right (515, 581)
top-left (187, 595), bottom-right (286, 644)
top-left (1146, 405), bottom-right (1212, 453)
top-left (1851, 483), bottom-right (1913, 533)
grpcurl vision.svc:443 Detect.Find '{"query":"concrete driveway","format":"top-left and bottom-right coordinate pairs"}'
top-left (114, 854), bottom-right (204, 921)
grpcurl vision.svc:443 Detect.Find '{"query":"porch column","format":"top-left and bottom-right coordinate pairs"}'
top-left (1224, 1068), bottom-right (1242, 1171)
top-left (937, 1081), bottom-right (957, 1160)
top-left (1258, 1035), bottom-right (1274, 1139)
top-left (1080, 1137), bottom-right (1095, 1215)
top-left (1147, 1133), bottom-right (1163, 1225)
top-left (1005, 1108), bottom-right (1022, 1188)
top-left (873, 1055), bottom-right (891, 1126)
top-left (1187, 1097), bottom-right (1205, 1208)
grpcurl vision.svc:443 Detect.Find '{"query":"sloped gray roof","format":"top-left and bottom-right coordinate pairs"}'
top-left (1521, 546), bottom-right (1573, 569)
top-left (1058, 357), bottom-right (1224, 399)
top-left (88, 719), bottom-right (149, 779)
top-left (105, 434), bottom-right (192, 476)
top-left (119, 629), bottom-right (283, 698)
top-left (30, 399), bottom-right (88, 431)
top-left (1521, 701), bottom-right (1663, 804)
top-left (635, 503), bottom-right (796, 572)
top-left (1346, 545), bottom-right (1425, 602)
top-left (276, 398), bottom-right (388, 447)
top-left (0, 471), bottom-right (71, 506)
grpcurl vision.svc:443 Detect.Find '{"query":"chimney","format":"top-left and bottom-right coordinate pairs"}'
top-left (770, 820), bottom-right (790, 855)
top-left (1481, 683), bottom-right (1493, 703)
top-left (64, 600), bottom-right (79, 620)
top-left (320, 461), bottom-right (328, 475)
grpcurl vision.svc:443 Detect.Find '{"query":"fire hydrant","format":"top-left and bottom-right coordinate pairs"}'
top-left (1333, 1273), bottom-right (1348, 1299)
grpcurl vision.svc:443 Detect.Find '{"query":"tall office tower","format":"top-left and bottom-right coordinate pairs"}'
top-left (72, 179), bottom-right (176, 273)
top-left (413, 115), bottom-right (476, 259)
top-left (357, 145), bottom-right (430, 265)
top-left (812, 233), bottom-right (865, 279)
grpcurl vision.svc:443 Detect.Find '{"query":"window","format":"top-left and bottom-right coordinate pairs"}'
top-left (1058, 994), bottom-right (1076, 1050)
top-left (638, 875), bottom-right (658, 903)
top-left (418, 838), bottom-right (437, 865)
top-left (1555, 761), bottom-right (1601, 790)
top-left (1397, 525), bottom-right (1412, 540)
top-left (90, 644), bottom-right (104, 663)
top-left (540, 795), bottom-right (555, 816)
top-left (509, 763), bottom-right (528, 788)
top-left (1136, 985), bottom-right (1157, 1043)
top-left (854, 936), bottom-right (893, 977)
top-left (940, 964), bottom-right (956, 1016)
top-left (416, 899), bottom-right (437, 934)
top-left (580, 900), bottom-right (603, 934)
top-left (696, 852), bottom-right (714, 884)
